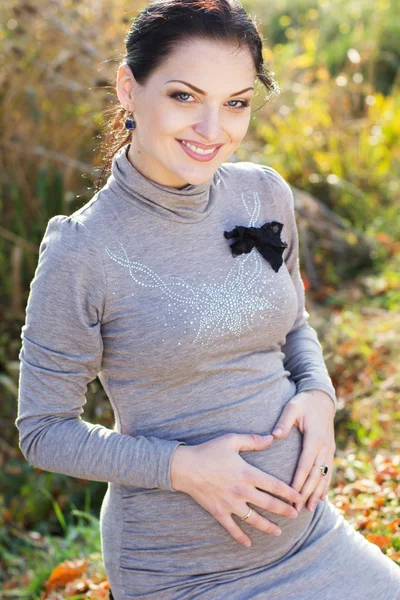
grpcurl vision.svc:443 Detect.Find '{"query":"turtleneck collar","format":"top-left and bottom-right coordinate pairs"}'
top-left (106, 142), bottom-right (219, 223)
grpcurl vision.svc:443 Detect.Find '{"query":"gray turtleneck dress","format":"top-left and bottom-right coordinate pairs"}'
top-left (16, 143), bottom-right (400, 599)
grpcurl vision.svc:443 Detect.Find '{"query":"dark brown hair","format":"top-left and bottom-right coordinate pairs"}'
top-left (94, 0), bottom-right (279, 192)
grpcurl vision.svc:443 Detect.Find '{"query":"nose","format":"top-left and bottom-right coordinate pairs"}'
top-left (192, 107), bottom-right (223, 142)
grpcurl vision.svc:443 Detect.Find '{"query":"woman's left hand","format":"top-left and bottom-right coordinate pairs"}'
top-left (271, 389), bottom-right (336, 512)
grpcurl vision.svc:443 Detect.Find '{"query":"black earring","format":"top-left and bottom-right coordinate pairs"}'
top-left (125, 109), bottom-right (136, 131)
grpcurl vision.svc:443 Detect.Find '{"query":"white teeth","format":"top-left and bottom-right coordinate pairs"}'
top-left (181, 140), bottom-right (217, 155)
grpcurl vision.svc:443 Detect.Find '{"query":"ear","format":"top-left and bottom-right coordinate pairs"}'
top-left (116, 62), bottom-right (137, 111)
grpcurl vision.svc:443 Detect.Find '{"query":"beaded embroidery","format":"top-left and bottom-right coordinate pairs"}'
top-left (105, 191), bottom-right (292, 347)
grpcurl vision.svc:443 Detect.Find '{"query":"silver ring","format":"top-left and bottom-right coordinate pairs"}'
top-left (319, 464), bottom-right (329, 476)
top-left (240, 507), bottom-right (253, 521)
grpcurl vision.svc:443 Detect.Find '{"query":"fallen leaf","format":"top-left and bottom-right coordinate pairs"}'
top-left (43, 558), bottom-right (88, 597)
top-left (366, 534), bottom-right (391, 549)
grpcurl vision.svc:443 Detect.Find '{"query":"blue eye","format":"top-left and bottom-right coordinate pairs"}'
top-left (170, 92), bottom-right (194, 102)
top-left (227, 99), bottom-right (250, 109)
top-left (169, 91), bottom-right (250, 109)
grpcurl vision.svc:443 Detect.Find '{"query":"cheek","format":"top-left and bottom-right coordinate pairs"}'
top-left (221, 112), bottom-right (250, 141)
top-left (155, 107), bottom-right (190, 136)
top-left (139, 104), bottom-right (250, 144)
top-left (137, 101), bottom-right (179, 136)
top-left (232, 114), bottom-right (251, 139)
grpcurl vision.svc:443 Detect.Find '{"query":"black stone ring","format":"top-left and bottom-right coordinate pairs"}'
top-left (318, 464), bottom-right (329, 476)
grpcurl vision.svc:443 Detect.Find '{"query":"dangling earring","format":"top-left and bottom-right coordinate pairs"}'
top-left (125, 108), bottom-right (136, 131)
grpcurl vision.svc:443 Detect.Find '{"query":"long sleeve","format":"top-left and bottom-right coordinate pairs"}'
top-left (262, 166), bottom-right (338, 413)
top-left (15, 215), bottom-right (186, 491)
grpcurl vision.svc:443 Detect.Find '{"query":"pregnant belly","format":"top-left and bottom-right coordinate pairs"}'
top-left (119, 425), bottom-right (315, 586)
top-left (115, 378), bottom-right (321, 598)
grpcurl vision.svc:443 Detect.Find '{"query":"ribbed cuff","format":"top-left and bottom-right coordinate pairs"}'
top-left (164, 440), bottom-right (188, 492)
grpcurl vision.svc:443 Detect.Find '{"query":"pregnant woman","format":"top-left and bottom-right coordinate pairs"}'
top-left (16, 1), bottom-right (400, 598)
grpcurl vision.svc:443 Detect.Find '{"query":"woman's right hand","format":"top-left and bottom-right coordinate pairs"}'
top-left (170, 433), bottom-right (303, 548)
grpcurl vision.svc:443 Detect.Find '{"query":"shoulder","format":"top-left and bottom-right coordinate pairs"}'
top-left (36, 213), bottom-right (106, 315)
top-left (40, 188), bottom-right (110, 253)
top-left (38, 211), bottom-right (103, 284)
top-left (40, 214), bottom-right (92, 257)
top-left (216, 160), bottom-right (294, 212)
top-left (216, 160), bottom-right (266, 183)
top-left (218, 161), bottom-right (293, 202)
top-left (71, 188), bottom-right (111, 233)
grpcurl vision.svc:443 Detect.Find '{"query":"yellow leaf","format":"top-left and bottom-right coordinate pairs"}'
top-left (304, 34), bottom-right (316, 54)
top-left (291, 54), bottom-right (314, 69)
top-left (44, 558), bottom-right (88, 597)
top-left (366, 534), bottom-right (391, 549)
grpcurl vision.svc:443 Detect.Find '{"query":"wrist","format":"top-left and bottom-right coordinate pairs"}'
top-left (302, 388), bottom-right (336, 412)
top-left (170, 445), bottom-right (195, 493)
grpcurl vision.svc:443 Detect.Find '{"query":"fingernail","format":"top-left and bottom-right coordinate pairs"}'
top-left (308, 502), bottom-right (316, 512)
top-left (244, 540), bottom-right (251, 547)
top-left (272, 427), bottom-right (283, 435)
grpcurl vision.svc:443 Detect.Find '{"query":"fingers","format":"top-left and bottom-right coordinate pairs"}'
top-left (320, 460), bottom-right (334, 500)
top-left (318, 458), bottom-right (333, 501)
top-left (214, 506), bottom-right (284, 548)
top-left (231, 433), bottom-right (274, 453)
top-left (209, 498), bottom-right (289, 548)
top-left (294, 451), bottom-right (332, 512)
top-left (248, 488), bottom-right (299, 519)
top-left (290, 434), bottom-right (325, 494)
top-left (235, 507), bottom-right (282, 538)
top-left (249, 467), bottom-right (303, 506)
top-left (306, 468), bottom-right (329, 511)
top-left (214, 513), bottom-right (252, 548)
top-left (307, 454), bottom-right (334, 508)
top-left (271, 400), bottom-right (299, 438)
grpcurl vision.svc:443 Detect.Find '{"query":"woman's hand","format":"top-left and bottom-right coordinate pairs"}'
top-left (170, 433), bottom-right (303, 548)
top-left (271, 389), bottom-right (336, 512)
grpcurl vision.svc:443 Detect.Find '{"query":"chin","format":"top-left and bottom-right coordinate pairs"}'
top-left (181, 173), bottom-right (214, 186)
top-left (177, 163), bottom-right (221, 183)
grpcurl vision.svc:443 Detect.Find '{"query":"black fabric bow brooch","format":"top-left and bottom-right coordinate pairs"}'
top-left (223, 221), bottom-right (288, 273)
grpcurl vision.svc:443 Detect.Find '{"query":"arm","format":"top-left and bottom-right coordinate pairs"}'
top-left (15, 215), bottom-right (186, 491)
top-left (261, 166), bottom-right (338, 413)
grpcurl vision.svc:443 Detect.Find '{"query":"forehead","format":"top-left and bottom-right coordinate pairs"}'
top-left (151, 37), bottom-right (256, 88)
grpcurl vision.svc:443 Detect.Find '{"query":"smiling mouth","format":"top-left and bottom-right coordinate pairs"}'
top-left (177, 139), bottom-right (222, 162)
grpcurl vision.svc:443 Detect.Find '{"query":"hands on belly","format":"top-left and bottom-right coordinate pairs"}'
top-left (170, 432), bottom-right (303, 548)
top-left (270, 389), bottom-right (336, 512)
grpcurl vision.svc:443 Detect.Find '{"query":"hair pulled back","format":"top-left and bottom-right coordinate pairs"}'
top-left (95, 0), bottom-right (279, 191)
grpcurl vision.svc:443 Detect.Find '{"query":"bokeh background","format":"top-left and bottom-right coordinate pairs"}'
top-left (1, 0), bottom-right (399, 597)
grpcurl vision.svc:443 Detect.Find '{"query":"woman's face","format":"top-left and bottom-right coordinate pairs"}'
top-left (116, 37), bottom-right (257, 188)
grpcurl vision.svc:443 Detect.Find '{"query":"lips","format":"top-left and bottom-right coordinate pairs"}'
top-left (179, 139), bottom-right (222, 150)
top-left (176, 139), bottom-right (222, 162)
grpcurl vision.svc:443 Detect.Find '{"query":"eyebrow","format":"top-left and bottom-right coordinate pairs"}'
top-left (165, 80), bottom-right (254, 97)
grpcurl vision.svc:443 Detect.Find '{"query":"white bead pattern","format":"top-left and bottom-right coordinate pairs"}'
top-left (105, 191), bottom-right (290, 347)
